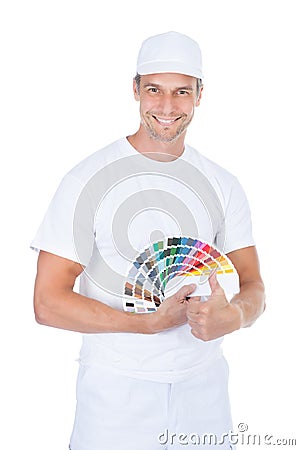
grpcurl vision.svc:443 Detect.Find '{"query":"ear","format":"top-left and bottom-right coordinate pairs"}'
top-left (195, 86), bottom-right (203, 107)
top-left (133, 79), bottom-right (140, 101)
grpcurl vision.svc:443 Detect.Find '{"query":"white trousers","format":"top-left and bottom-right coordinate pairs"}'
top-left (69, 355), bottom-right (234, 450)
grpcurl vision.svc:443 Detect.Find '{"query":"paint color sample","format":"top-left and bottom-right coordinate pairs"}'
top-left (123, 236), bottom-right (238, 313)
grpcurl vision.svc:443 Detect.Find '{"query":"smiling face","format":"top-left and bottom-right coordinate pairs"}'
top-left (134, 73), bottom-right (202, 144)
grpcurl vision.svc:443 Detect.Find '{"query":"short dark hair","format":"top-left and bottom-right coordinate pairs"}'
top-left (134, 73), bottom-right (203, 95)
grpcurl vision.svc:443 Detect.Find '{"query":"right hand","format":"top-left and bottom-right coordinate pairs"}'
top-left (149, 283), bottom-right (199, 333)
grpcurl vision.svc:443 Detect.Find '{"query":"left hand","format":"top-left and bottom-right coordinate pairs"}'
top-left (186, 272), bottom-right (242, 341)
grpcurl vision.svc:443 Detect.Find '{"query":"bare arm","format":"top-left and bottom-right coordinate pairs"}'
top-left (186, 246), bottom-right (266, 341)
top-left (227, 246), bottom-right (266, 327)
top-left (34, 250), bottom-right (196, 334)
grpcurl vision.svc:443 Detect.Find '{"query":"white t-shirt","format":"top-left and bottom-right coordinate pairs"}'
top-left (31, 137), bottom-right (255, 382)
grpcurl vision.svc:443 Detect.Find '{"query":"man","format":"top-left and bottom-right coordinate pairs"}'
top-left (32, 31), bottom-right (265, 450)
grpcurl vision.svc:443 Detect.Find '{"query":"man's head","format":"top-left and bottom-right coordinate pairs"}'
top-left (133, 31), bottom-right (204, 144)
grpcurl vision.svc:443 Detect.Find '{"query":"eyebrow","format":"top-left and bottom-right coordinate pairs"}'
top-left (143, 83), bottom-right (194, 91)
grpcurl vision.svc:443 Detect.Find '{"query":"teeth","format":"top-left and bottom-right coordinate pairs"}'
top-left (155, 117), bottom-right (177, 124)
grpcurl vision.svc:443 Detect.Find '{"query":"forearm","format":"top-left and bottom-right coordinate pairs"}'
top-left (230, 280), bottom-right (266, 328)
top-left (34, 289), bottom-right (159, 334)
top-left (34, 251), bottom-right (193, 334)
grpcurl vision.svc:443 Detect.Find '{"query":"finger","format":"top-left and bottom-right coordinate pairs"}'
top-left (208, 271), bottom-right (224, 296)
top-left (186, 296), bottom-right (201, 304)
top-left (190, 327), bottom-right (205, 340)
top-left (175, 283), bottom-right (197, 300)
top-left (187, 311), bottom-right (202, 322)
top-left (186, 297), bottom-right (206, 314)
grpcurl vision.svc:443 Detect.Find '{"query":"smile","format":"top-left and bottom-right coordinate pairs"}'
top-left (152, 116), bottom-right (181, 126)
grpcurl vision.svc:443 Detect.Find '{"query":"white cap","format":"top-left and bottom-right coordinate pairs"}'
top-left (136, 31), bottom-right (203, 79)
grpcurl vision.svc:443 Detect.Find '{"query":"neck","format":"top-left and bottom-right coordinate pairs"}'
top-left (127, 125), bottom-right (186, 162)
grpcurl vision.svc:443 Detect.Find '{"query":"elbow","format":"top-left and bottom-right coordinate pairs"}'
top-left (254, 290), bottom-right (267, 325)
top-left (260, 285), bottom-right (267, 315)
top-left (34, 309), bottom-right (47, 326)
top-left (255, 280), bottom-right (267, 319)
top-left (34, 292), bottom-right (52, 326)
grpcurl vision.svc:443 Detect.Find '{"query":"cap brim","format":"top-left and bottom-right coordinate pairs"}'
top-left (137, 60), bottom-right (203, 79)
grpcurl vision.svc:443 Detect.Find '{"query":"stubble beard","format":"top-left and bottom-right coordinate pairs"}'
top-left (141, 111), bottom-right (193, 144)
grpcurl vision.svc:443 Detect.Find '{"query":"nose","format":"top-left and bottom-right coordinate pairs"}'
top-left (156, 93), bottom-right (178, 115)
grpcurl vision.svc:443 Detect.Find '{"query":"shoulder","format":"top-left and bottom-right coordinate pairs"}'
top-left (184, 144), bottom-right (240, 198)
top-left (65, 137), bottom-right (128, 185)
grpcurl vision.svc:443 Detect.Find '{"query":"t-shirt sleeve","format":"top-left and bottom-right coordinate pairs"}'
top-left (30, 172), bottom-right (95, 266)
top-left (221, 177), bottom-right (255, 254)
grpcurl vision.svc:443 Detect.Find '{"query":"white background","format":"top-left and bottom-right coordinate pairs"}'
top-left (1, 0), bottom-right (299, 449)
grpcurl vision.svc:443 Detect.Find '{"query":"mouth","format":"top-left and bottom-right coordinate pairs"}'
top-left (152, 115), bottom-right (181, 126)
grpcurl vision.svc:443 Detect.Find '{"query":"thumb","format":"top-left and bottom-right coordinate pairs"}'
top-left (208, 272), bottom-right (224, 297)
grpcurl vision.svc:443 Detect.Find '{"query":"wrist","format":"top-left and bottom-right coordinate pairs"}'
top-left (145, 311), bottom-right (162, 334)
top-left (123, 310), bottom-right (160, 334)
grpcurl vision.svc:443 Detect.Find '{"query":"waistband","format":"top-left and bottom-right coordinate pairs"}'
top-left (77, 344), bottom-right (224, 383)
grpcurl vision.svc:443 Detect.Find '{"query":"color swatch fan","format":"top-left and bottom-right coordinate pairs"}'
top-left (123, 236), bottom-right (239, 313)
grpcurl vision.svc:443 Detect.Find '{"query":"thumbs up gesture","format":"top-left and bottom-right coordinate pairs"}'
top-left (186, 272), bottom-right (242, 341)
